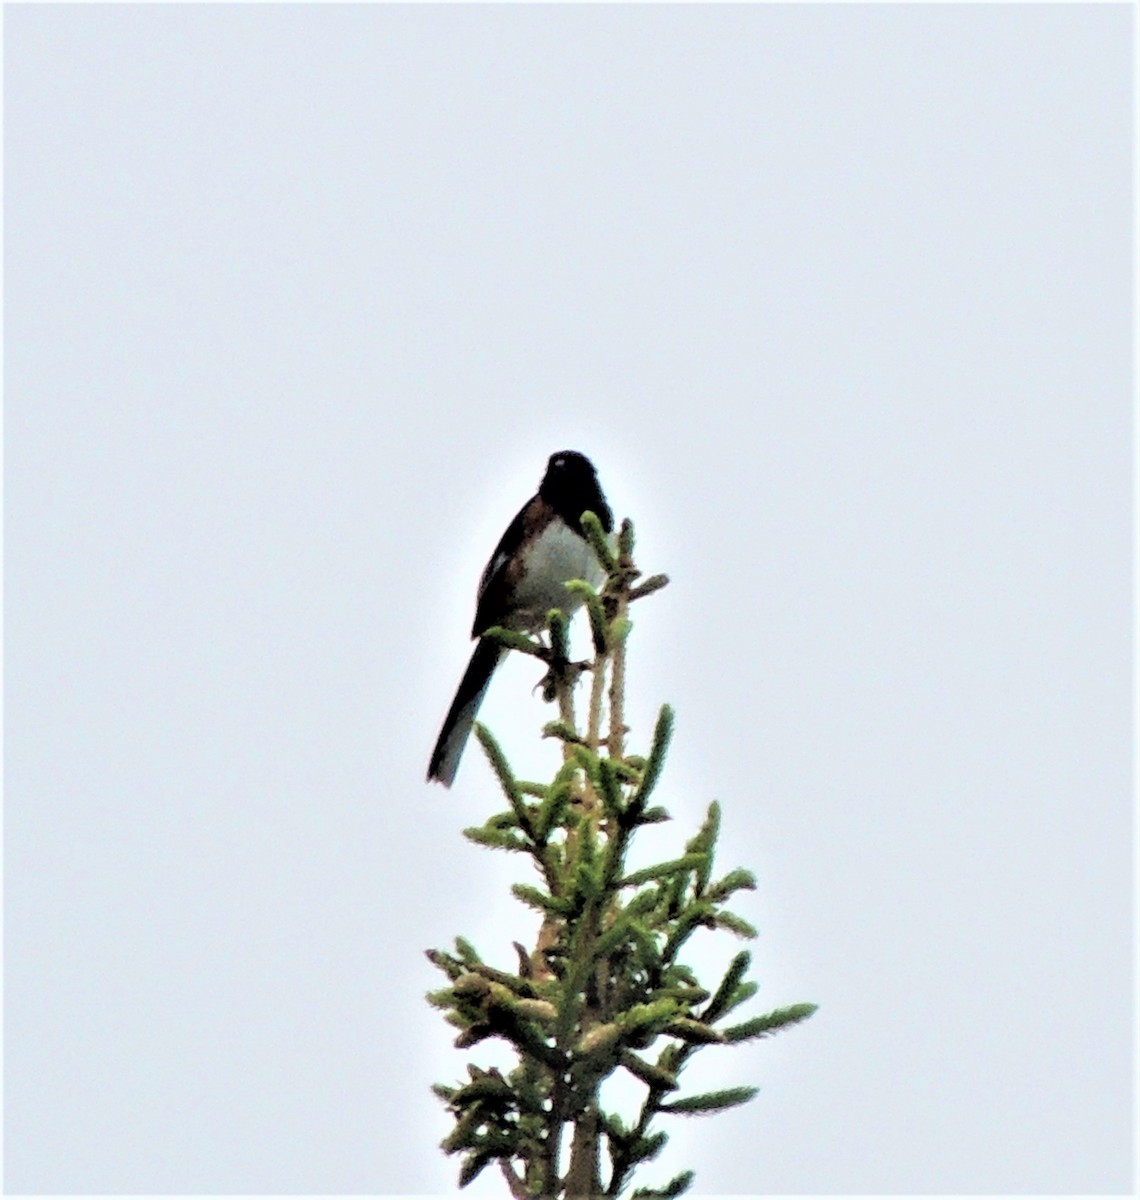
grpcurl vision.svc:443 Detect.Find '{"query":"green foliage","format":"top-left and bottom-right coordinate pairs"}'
top-left (658, 1086), bottom-right (759, 1115)
top-left (426, 519), bottom-right (815, 1198)
top-left (630, 705), bottom-right (673, 817)
top-left (723, 1002), bottom-right (820, 1043)
top-left (630, 1168), bottom-right (694, 1198)
top-left (581, 509), bottom-right (618, 573)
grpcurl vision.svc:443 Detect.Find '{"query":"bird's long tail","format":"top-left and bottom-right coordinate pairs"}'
top-left (427, 638), bottom-right (508, 786)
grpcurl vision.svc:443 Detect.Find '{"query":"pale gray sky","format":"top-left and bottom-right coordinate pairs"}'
top-left (4, 4), bottom-right (1134, 1195)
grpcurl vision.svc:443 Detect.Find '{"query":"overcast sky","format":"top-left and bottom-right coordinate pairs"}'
top-left (4, 4), bottom-right (1134, 1195)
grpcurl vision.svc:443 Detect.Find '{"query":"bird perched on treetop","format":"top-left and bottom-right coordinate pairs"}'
top-left (427, 450), bottom-right (613, 787)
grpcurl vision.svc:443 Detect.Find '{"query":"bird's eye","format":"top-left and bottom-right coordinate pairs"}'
top-left (552, 455), bottom-right (565, 468)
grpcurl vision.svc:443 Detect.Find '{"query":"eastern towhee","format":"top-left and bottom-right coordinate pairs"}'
top-left (427, 450), bottom-right (614, 786)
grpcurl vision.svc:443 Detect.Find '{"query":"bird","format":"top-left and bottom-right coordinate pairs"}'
top-left (427, 450), bottom-right (614, 787)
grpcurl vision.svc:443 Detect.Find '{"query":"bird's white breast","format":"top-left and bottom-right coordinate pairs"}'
top-left (509, 522), bottom-right (606, 631)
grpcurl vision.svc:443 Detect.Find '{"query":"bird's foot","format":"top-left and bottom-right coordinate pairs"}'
top-left (535, 654), bottom-right (589, 702)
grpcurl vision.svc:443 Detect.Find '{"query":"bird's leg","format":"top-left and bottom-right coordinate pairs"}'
top-left (538, 656), bottom-right (589, 703)
top-left (531, 634), bottom-right (589, 702)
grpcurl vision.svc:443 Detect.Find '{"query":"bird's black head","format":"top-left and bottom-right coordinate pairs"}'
top-left (540, 450), bottom-right (614, 535)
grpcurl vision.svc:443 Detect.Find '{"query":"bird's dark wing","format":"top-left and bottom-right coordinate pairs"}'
top-left (471, 494), bottom-right (555, 637)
